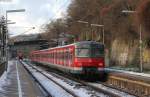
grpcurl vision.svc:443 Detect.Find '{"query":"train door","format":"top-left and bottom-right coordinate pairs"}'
top-left (52, 51), bottom-right (54, 64)
top-left (63, 49), bottom-right (66, 66)
top-left (61, 50), bottom-right (63, 65)
top-left (58, 49), bottom-right (60, 65)
top-left (55, 50), bottom-right (57, 64)
top-left (54, 50), bottom-right (56, 64)
top-left (56, 50), bottom-right (58, 65)
top-left (49, 52), bottom-right (51, 63)
top-left (65, 48), bottom-right (68, 67)
top-left (68, 48), bottom-right (71, 67)
top-left (71, 46), bottom-right (75, 67)
top-left (66, 48), bottom-right (69, 67)
top-left (50, 51), bottom-right (52, 63)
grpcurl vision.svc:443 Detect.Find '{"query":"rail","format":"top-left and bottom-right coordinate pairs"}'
top-left (23, 61), bottom-right (127, 97)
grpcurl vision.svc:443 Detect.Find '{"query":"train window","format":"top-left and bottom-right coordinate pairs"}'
top-left (70, 53), bottom-right (73, 64)
top-left (76, 43), bottom-right (104, 58)
top-left (76, 43), bottom-right (91, 57)
top-left (56, 51), bottom-right (57, 59)
top-left (76, 48), bottom-right (90, 57)
top-left (51, 53), bottom-right (53, 59)
top-left (66, 51), bottom-right (68, 59)
top-left (91, 44), bottom-right (104, 57)
top-left (57, 52), bottom-right (59, 59)
top-left (60, 52), bottom-right (62, 59)
top-left (55, 52), bottom-right (56, 59)
top-left (63, 51), bottom-right (65, 60)
top-left (91, 48), bottom-right (104, 57)
top-left (62, 52), bottom-right (64, 60)
top-left (58, 52), bottom-right (60, 59)
top-left (48, 53), bottom-right (50, 58)
top-left (77, 44), bottom-right (90, 48)
top-left (66, 51), bottom-right (69, 60)
top-left (62, 52), bottom-right (63, 59)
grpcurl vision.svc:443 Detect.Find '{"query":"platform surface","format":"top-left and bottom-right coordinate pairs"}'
top-left (0, 60), bottom-right (44, 97)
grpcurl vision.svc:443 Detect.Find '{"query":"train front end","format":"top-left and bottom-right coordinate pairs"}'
top-left (73, 41), bottom-right (105, 75)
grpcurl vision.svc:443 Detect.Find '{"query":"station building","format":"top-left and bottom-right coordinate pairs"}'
top-left (9, 34), bottom-right (51, 59)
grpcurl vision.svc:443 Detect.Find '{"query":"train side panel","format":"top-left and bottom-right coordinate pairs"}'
top-left (30, 45), bottom-right (76, 73)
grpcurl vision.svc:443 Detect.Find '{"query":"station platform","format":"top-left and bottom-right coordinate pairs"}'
top-left (0, 60), bottom-right (45, 97)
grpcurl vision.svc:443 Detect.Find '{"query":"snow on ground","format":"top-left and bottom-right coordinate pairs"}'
top-left (42, 68), bottom-right (135, 97)
top-left (0, 61), bottom-right (14, 91)
top-left (22, 61), bottom-right (109, 97)
top-left (33, 71), bottom-right (74, 97)
top-left (23, 61), bottom-right (137, 97)
top-left (23, 63), bottom-right (74, 97)
top-left (23, 61), bottom-right (148, 97)
top-left (0, 71), bottom-right (7, 90)
top-left (43, 72), bottom-right (108, 97)
top-left (105, 68), bottom-right (150, 78)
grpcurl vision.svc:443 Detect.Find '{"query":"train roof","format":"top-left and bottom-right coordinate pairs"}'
top-left (31, 41), bottom-right (104, 53)
top-left (75, 41), bottom-right (103, 45)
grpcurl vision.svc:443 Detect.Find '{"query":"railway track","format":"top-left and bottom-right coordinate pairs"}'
top-left (22, 61), bottom-right (136, 97)
top-left (21, 61), bottom-right (77, 97)
top-left (55, 68), bottom-right (148, 97)
top-left (42, 67), bottom-right (136, 97)
top-left (22, 61), bottom-right (119, 97)
top-left (37, 61), bottom-right (150, 97)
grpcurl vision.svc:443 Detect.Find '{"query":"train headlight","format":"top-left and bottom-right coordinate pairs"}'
top-left (98, 63), bottom-right (103, 66)
top-left (88, 59), bottom-right (92, 62)
top-left (78, 62), bottom-right (82, 66)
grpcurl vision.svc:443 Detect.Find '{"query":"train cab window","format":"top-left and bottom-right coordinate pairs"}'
top-left (75, 42), bottom-right (104, 58)
top-left (91, 47), bottom-right (104, 57)
top-left (91, 43), bottom-right (104, 57)
top-left (75, 43), bottom-right (91, 57)
top-left (76, 48), bottom-right (90, 57)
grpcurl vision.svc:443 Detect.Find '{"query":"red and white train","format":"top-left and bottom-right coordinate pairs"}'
top-left (30, 41), bottom-right (105, 75)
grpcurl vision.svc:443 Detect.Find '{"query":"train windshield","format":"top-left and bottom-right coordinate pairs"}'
top-left (76, 43), bottom-right (104, 58)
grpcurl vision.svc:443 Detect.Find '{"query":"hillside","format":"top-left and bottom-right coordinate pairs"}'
top-left (41, 0), bottom-right (150, 71)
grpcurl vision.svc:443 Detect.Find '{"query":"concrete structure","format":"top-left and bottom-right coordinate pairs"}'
top-left (9, 34), bottom-right (49, 58)
top-left (58, 32), bottom-right (75, 46)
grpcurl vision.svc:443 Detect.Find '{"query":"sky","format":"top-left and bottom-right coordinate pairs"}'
top-left (0, 0), bottom-right (71, 37)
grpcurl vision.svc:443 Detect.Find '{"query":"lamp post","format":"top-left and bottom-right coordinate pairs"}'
top-left (122, 10), bottom-right (143, 72)
top-left (5, 9), bottom-right (25, 69)
top-left (7, 22), bottom-right (16, 25)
